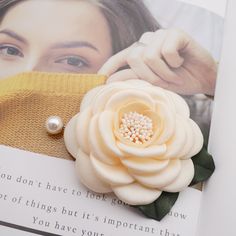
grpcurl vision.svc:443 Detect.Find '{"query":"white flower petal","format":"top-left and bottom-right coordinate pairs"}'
top-left (117, 142), bottom-right (166, 158)
top-left (104, 89), bottom-right (155, 112)
top-left (163, 115), bottom-right (187, 159)
top-left (80, 85), bottom-right (104, 112)
top-left (75, 149), bottom-right (112, 193)
top-left (121, 157), bottom-right (169, 174)
top-left (181, 119), bottom-right (203, 159)
top-left (76, 107), bottom-right (92, 154)
top-left (89, 114), bottom-right (120, 165)
top-left (112, 182), bottom-right (162, 205)
top-left (161, 160), bottom-right (194, 192)
top-left (176, 118), bottom-right (195, 159)
top-left (155, 102), bottom-right (176, 144)
top-left (166, 90), bottom-right (190, 118)
top-left (92, 83), bottom-right (126, 114)
top-left (141, 86), bottom-right (173, 109)
top-left (90, 154), bottom-right (134, 185)
top-left (98, 111), bottom-right (124, 158)
top-left (64, 114), bottom-right (79, 159)
top-left (133, 160), bottom-right (181, 188)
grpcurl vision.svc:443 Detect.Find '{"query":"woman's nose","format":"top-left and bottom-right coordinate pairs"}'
top-left (24, 58), bottom-right (45, 72)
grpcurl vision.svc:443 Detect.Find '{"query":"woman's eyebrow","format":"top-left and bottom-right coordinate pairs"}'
top-left (0, 29), bottom-right (27, 44)
top-left (51, 41), bottom-right (99, 52)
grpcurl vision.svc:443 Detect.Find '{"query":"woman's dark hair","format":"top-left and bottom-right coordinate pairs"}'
top-left (95, 0), bottom-right (160, 53)
top-left (0, 0), bottom-right (160, 54)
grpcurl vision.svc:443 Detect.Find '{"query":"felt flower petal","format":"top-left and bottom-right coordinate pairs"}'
top-left (64, 114), bottom-right (79, 158)
top-left (176, 118), bottom-right (195, 159)
top-left (166, 90), bottom-right (190, 118)
top-left (141, 86), bottom-right (174, 109)
top-left (161, 159), bottom-right (194, 192)
top-left (121, 157), bottom-right (169, 174)
top-left (154, 102), bottom-right (175, 145)
top-left (92, 84), bottom-right (125, 114)
top-left (89, 114), bottom-right (120, 164)
top-left (76, 107), bottom-right (92, 154)
top-left (80, 85), bottom-right (104, 112)
top-left (133, 160), bottom-right (181, 188)
top-left (181, 119), bottom-right (204, 159)
top-left (90, 154), bottom-right (134, 185)
top-left (75, 149), bottom-right (112, 193)
top-left (163, 115), bottom-right (187, 159)
top-left (117, 142), bottom-right (166, 158)
top-left (105, 90), bottom-right (155, 112)
top-left (98, 111), bottom-right (124, 158)
top-left (112, 182), bottom-right (162, 205)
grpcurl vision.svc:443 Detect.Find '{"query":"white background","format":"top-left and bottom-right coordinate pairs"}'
top-left (181, 0), bottom-right (227, 17)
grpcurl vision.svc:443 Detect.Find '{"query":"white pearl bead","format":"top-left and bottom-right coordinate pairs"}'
top-left (45, 116), bottom-right (64, 135)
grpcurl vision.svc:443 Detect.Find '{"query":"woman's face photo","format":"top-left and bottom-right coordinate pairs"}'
top-left (0, 0), bottom-right (113, 79)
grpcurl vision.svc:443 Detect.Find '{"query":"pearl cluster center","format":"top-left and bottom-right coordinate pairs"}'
top-left (119, 111), bottom-right (154, 144)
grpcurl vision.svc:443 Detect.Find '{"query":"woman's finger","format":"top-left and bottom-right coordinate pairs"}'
top-left (161, 29), bottom-right (187, 68)
top-left (99, 31), bottom-right (155, 76)
top-left (106, 69), bottom-right (139, 83)
top-left (98, 44), bottom-right (134, 76)
top-left (107, 69), bottom-right (169, 90)
top-left (126, 43), bottom-right (167, 86)
top-left (139, 31), bottom-right (155, 44)
top-left (142, 30), bottom-right (183, 85)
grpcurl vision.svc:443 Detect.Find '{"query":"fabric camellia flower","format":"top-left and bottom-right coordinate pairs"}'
top-left (64, 80), bottom-right (203, 206)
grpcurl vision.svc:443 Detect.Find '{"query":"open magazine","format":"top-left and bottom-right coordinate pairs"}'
top-left (0, 0), bottom-right (233, 235)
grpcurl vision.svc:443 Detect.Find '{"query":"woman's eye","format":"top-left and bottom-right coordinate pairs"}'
top-left (55, 56), bottom-right (88, 68)
top-left (0, 45), bottom-right (24, 57)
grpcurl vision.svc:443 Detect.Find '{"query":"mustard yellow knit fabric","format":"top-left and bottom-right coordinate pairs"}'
top-left (0, 72), bottom-right (106, 160)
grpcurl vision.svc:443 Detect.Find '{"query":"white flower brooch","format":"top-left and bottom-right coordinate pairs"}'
top-left (64, 80), bottom-right (215, 221)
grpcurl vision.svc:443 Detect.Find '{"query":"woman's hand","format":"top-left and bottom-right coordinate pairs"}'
top-left (98, 29), bottom-right (217, 96)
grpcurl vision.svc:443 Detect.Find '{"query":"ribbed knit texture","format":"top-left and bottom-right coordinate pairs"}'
top-left (0, 72), bottom-right (107, 160)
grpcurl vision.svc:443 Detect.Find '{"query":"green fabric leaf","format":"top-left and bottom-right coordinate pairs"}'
top-left (136, 192), bottom-right (179, 221)
top-left (190, 147), bottom-right (215, 186)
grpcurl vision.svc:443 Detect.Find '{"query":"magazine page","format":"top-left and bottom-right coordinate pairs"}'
top-left (0, 145), bottom-right (201, 236)
top-left (196, 0), bottom-right (236, 235)
top-left (0, 0), bottom-right (224, 235)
